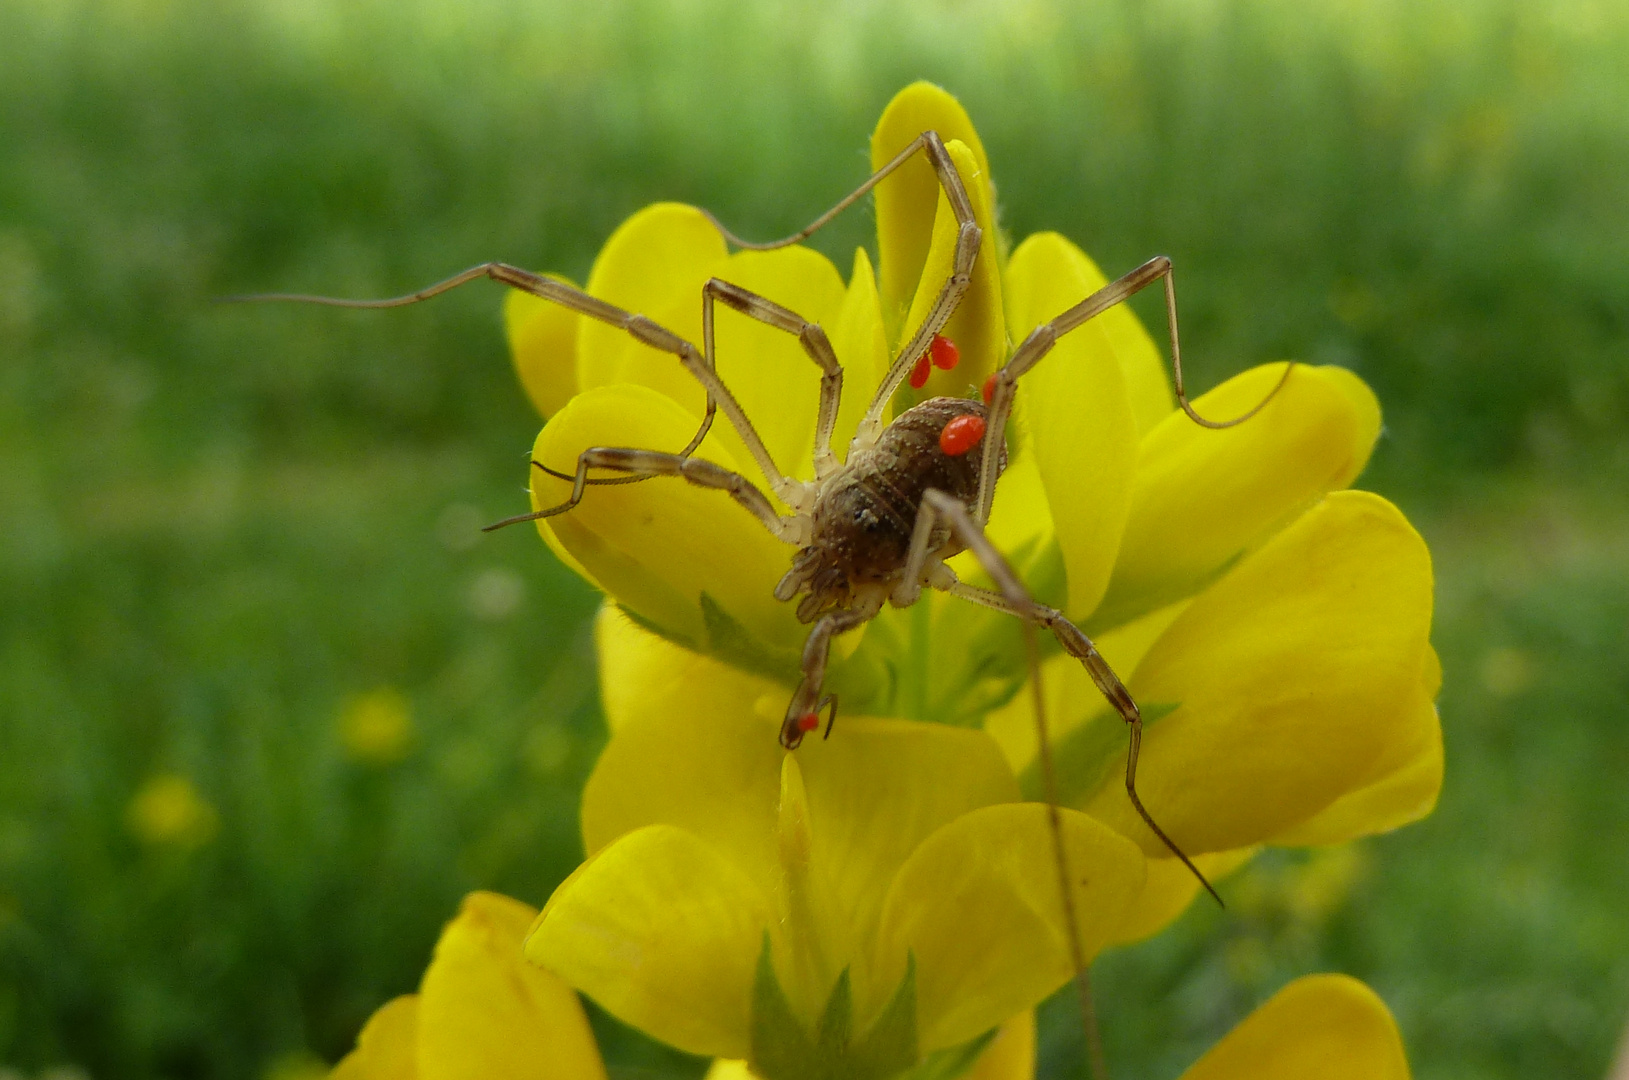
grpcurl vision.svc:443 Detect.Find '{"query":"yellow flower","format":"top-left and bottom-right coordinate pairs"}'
top-left (507, 80), bottom-right (1439, 918)
top-left (126, 773), bottom-right (219, 849)
top-left (339, 687), bottom-right (416, 766)
top-left (329, 891), bottom-right (607, 1080)
top-left (330, 889), bottom-right (1033, 1080)
top-left (527, 705), bottom-right (1146, 1070)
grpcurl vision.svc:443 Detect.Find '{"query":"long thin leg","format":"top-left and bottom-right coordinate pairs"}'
top-left (905, 489), bottom-right (1097, 1047)
top-left (915, 489), bottom-right (1221, 905)
top-left (226, 263), bottom-right (814, 512)
top-left (888, 487), bottom-right (958, 609)
top-left (779, 604), bottom-right (876, 750)
top-left (975, 256), bottom-right (1295, 526)
top-left (856, 134), bottom-right (981, 448)
top-left (482, 447), bottom-right (807, 548)
top-left (696, 131), bottom-right (983, 453)
top-left (703, 278), bottom-right (845, 480)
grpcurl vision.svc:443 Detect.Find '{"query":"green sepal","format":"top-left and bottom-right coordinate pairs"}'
top-left (1018, 700), bottom-right (1182, 805)
top-left (750, 934), bottom-right (815, 1080)
top-left (699, 592), bottom-right (801, 684)
top-left (844, 534), bottom-right (1069, 728)
top-left (616, 601), bottom-right (701, 652)
top-left (1085, 548), bottom-right (1246, 637)
top-left (749, 935), bottom-right (920, 1080)
top-left (898, 1029), bottom-right (999, 1080)
top-left (848, 953), bottom-right (917, 1079)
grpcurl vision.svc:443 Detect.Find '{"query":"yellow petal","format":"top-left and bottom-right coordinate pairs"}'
top-left (582, 704), bottom-right (1019, 1028)
top-left (795, 720), bottom-right (1020, 1025)
top-left (573, 202), bottom-right (855, 491)
top-left (1106, 848), bottom-right (1256, 948)
top-left (1180, 974), bottom-right (1410, 1080)
top-left (828, 247), bottom-right (891, 459)
top-left (1084, 491), bottom-right (1433, 855)
top-left (1270, 646), bottom-right (1443, 846)
top-left (897, 138), bottom-right (1006, 398)
top-left (713, 246), bottom-right (849, 483)
top-left (529, 825), bottom-right (770, 1060)
top-left (871, 82), bottom-right (996, 337)
top-left (595, 602), bottom-right (783, 733)
top-left (982, 598), bottom-right (1188, 778)
top-left (575, 202), bottom-right (728, 415)
top-left (702, 1062), bottom-right (758, 1080)
top-left (875, 803), bottom-right (1146, 1052)
top-left (965, 1012), bottom-right (1036, 1080)
top-left (580, 698), bottom-right (783, 882)
top-left (505, 276), bottom-right (580, 418)
top-left (1093, 363), bottom-right (1382, 631)
top-left (332, 995), bottom-right (419, 1080)
top-left (1005, 232), bottom-right (1138, 619)
top-left (417, 892), bottom-right (607, 1080)
top-left (1005, 232), bottom-right (1172, 435)
top-left (531, 383), bottom-right (805, 660)
top-left (978, 429), bottom-right (1055, 560)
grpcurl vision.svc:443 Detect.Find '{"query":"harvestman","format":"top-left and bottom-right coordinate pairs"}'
top-left (236, 130), bottom-right (1290, 1050)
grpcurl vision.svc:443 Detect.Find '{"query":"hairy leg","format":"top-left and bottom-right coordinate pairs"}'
top-left (974, 256), bottom-right (1294, 526)
top-left (912, 488), bottom-right (1220, 902)
top-left (226, 263), bottom-right (813, 510)
top-left (703, 278), bottom-right (845, 481)
top-left (696, 131), bottom-right (984, 453)
top-left (482, 446), bottom-right (808, 548)
top-left (779, 604), bottom-right (876, 750)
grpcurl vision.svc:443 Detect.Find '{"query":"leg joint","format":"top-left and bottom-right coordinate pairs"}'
top-left (626, 314), bottom-right (690, 356)
top-left (799, 323), bottom-right (839, 372)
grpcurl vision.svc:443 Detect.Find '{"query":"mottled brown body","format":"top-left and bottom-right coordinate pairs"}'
top-left (776, 397), bottom-right (1006, 623)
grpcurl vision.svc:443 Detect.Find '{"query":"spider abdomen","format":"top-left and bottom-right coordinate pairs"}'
top-left (779, 397), bottom-right (1005, 622)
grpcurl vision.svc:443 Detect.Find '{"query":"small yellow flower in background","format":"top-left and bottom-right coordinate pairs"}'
top-left (340, 687), bottom-right (415, 766)
top-left (1479, 644), bottom-right (1535, 696)
top-left (527, 705), bottom-right (1143, 1071)
top-left (126, 773), bottom-right (218, 849)
top-left (330, 892), bottom-right (607, 1080)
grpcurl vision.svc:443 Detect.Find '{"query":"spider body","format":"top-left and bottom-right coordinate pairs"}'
top-left (777, 395), bottom-right (1004, 625)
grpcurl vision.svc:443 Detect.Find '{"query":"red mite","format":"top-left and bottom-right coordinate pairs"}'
top-left (910, 334), bottom-right (961, 390)
top-left (796, 712), bottom-right (820, 733)
top-left (981, 372), bottom-right (998, 404)
top-left (908, 355), bottom-right (930, 389)
top-left (939, 414), bottom-right (986, 456)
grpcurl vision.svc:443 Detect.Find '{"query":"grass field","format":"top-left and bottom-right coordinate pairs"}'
top-left (2, 1), bottom-right (1627, 1077)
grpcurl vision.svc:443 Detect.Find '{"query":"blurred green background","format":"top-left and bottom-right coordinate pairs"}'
top-left (2, 0), bottom-right (1626, 1077)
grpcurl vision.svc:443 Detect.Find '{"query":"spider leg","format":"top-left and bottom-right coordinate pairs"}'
top-left (483, 447), bottom-right (807, 546)
top-left (226, 263), bottom-right (812, 511)
top-left (914, 488), bottom-right (1221, 895)
top-left (902, 486), bottom-right (1221, 1073)
top-left (703, 278), bottom-right (845, 482)
top-left (974, 256), bottom-right (1295, 526)
top-left (779, 603), bottom-right (876, 750)
top-left (697, 132), bottom-right (982, 452)
top-left (855, 134), bottom-right (981, 447)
